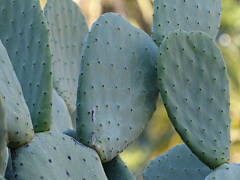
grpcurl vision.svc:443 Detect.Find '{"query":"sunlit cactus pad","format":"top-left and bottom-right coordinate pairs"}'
top-left (51, 89), bottom-right (73, 132)
top-left (152, 0), bottom-right (222, 46)
top-left (103, 155), bottom-right (136, 180)
top-left (158, 30), bottom-right (231, 169)
top-left (205, 163), bottom-right (240, 180)
top-left (44, 0), bottom-right (89, 114)
top-left (0, 41), bottom-right (34, 149)
top-left (142, 143), bottom-right (212, 180)
top-left (11, 132), bottom-right (107, 180)
top-left (77, 13), bottom-right (159, 162)
top-left (0, 0), bottom-right (53, 132)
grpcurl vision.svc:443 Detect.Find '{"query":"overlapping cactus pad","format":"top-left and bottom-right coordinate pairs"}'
top-left (77, 13), bottom-right (159, 162)
top-left (51, 89), bottom-right (73, 132)
top-left (0, 148), bottom-right (8, 178)
top-left (11, 132), bottom-right (107, 180)
top-left (0, 96), bottom-right (7, 177)
top-left (0, 175), bottom-right (5, 180)
top-left (62, 129), bottom-right (77, 140)
top-left (152, 0), bottom-right (222, 46)
top-left (205, 163), bottom-right (240, 180)
top-left (142, 143), bottom-right (212, 180)
top-left (103, 155), bottom-right (136, 180)
top-left (158, 30), bottom-right (231, 169)
top-left (0, 41), bottom-right (34, 149)
top-left (0, 0), bottom-right (53, 132)
top-left (44, 0), bottom-right (89, 114)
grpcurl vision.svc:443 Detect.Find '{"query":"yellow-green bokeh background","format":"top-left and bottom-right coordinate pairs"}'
top-left (40, 0), bottom-right (240, 179)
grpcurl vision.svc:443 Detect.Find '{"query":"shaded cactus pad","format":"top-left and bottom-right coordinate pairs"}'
top-left (44, 0), bottom-right (89, 114)
top-left (0, 148), bottom-right (8, 177)
top-left (10, 132), bottom-right (107, 180)
top-left (77, 13), bottom-right (159, 162)
top-left (62, 129), bottom-right (77, 140)
top-left (51, 89), bottom-right (73, 132)
top-left (0, 175), bottom-right (5, 180)
top-left (152, 0), bottom-right (222, 46)
top-left (205, 163), bottom-right (240, 180)
top-left (0, 0), bottom-right (53, 133)
top-left (157, 30), bottom-right (231, 169)
top-left (103, 155), bottom-right (136, 180)
top-left (0, 41), bottom-right (34, 149)
top-left (142, 143), bottom-right (212, 180)
top-left (0, 96), bottom-right (7, 177)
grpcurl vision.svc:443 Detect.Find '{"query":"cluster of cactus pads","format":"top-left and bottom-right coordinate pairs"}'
top-left (0, 0), bottom-right (238, 179)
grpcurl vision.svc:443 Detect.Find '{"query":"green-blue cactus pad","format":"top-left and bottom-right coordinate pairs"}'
top-left (77, 13), bottom-right (159, 162)
top-left (205, 163), bottom-right (240, 180)
top-left (0, 148), bottom-right (8, 177)
top-left (11, 132), bottom-right (107, 180)
top-left (0, 175), bottom-right (5, 180)
top-left (103, 155), bottom-right (136, 180)
top-left (0, 96), bottom-right (7, 176)
top-left (152, 0), bottom-right (222, 46)
top-left (62, 129), bottom-right (77, 140)
top-left (70, 111), bottom-right (77, 129)
top-left (0, 0), bottom-right (53, 132)
top-left (142, 143), bottom-right (212, 180)
top-left (44, 0), bottom-right (89, 114)
top-left (4, 150), bottom-right (14, 180)
top-left (158, 30), bottom-right (231, 169)
top-left (51, 89), bottom-right (73, 132)
top-left (0, 41), bottom-right (34, 149)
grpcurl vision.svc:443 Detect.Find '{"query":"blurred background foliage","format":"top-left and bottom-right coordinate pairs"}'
top-left (39, 0), bottom-right (240, 179)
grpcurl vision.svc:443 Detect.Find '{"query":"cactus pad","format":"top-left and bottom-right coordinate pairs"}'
top-left (62, 129), bottom-right (77, 140)
top-left (0, 148), bottom-right (8, 177)
top-left (11, 132), bottom-right (107, 180)
top-left (77, 13), bottom-right (159, 162)
top-left (0, 96), bottom-right (7, 176)
top-left (51, 89), bottom-right (73, 132)
top-left (205, 163), bottom-right (240, 180)
top-left (70, 111), bottom-right (77, 129)
top-left (4, 151), bottom-right (14, 180)
top-left (158, 30), bottom-right (231, 169)
top-left (152, 0), bottom-right (222, 46)
top-left (44, 0), bottom-right (89, 113)
top-left (0, 41), bottom-right (34, 149)
top-left (142, 143), bottom-right (212, 180)
top-left (0, 0), bottom-right (53, 132)
top-left (103, 155), bottom-right (136, 180)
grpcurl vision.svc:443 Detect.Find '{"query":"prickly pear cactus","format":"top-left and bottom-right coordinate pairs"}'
top-left (0, 148), bottom-right (8, 177)
top-left (103, 155), bottom-right (136, 180)
top-left (44, 0), bottom-right (89, 114)
top-left (157, 30), bottom-right (231, 169)
top-left (205, 163), bottom-right (240, 180)
top-left (70, 111), bottom-right (76, 129)
top-left (0, 96), bottom-right (7, 177)
top-left (62, 129), bottom-right (77, 140)
top-left (152, 0), bottom-right (222, 46)
top-left (0, 174), bottom-right (5, 180)
top-left (51, 89), bottom-right (73, 132)
top-left (0, 0), bottom-right (53, 132)
top-left (11, 132), bottom-right (107, 180)
top-left (77, 12), bottom-right (159, 162)
top-left (4, 150), bottom-right (14, 180)
top-left (142, 143), bottom-right (212, 180)
top-left (0, 41), bottom-right (34, 149)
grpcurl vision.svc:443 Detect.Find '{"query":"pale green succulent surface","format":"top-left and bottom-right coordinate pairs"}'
top-left (1, 0), bottom-right (238, 179)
